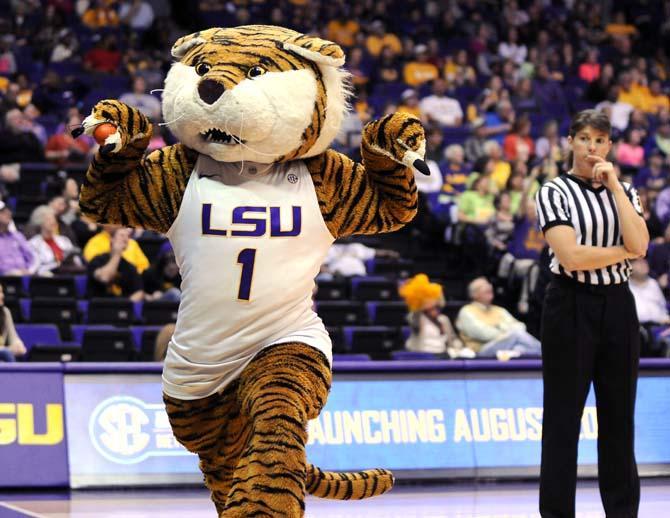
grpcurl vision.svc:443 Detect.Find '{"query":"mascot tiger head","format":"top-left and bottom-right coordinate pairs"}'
top-left (162, 25), bottom-right (351, 164)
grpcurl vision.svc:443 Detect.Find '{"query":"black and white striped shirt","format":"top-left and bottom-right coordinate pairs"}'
top-left (535, 173), bottom-right (644, 285)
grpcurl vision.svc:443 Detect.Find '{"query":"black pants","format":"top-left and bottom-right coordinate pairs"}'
top-left (540, 276), bottom-right (640, 518)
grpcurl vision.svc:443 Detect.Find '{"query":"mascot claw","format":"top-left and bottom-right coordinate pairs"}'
top-left (413, 159), bottom-right (430, 176)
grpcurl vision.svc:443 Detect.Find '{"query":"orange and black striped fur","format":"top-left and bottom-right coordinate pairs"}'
top-left (79, 25), bottom-right (424, 517)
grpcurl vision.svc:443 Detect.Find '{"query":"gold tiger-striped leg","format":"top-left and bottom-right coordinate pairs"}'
top-left (222, 343), bottom-right (332, 518)
top-left (164, 382), bottom-right (251, 515)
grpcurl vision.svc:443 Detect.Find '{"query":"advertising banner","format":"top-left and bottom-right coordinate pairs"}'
top-left (0, 371), bottom-right (68, 487)
top-left (63, 371), bottom-right (670, 486)
top-left (64, 374), bottom-right (199, 487)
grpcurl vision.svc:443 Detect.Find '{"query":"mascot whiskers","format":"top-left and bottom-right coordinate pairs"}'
top-left (77, 25), bottom-right (426, 517)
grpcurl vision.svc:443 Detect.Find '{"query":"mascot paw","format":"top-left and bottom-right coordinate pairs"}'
top-left (77, 100), bottom-right (152, 155)
top-left (362, 112), bottom-right (428, 175)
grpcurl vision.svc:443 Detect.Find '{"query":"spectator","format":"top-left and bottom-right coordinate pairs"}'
top-left (578, 48), bottom-right (601, 83)
top-left (41, 195), bottom-right (79, 245)
top-left (498, 27), bottom-right (527, 65)
top-left (440, 144), bottom-right (472, 195)
top-left (457, 174), bottom-right (495, 225)
top-left (397, 88), bottom-right (424, 121)
top-left (629, 258), bottom-right (670, 357)
top-left (143, 247), bottom-right (181, 301)
top-left (503, 114), bottom-right (534, 162)
top-left (419, 79), bottom-right (463, 128)
top-left (83, 34), bottom-right (122, 74)
top-left (87, 227), bottom-right (144, 301)
top-left (119, 0), bottom-right (155, 31)
top-left (596, 85), bottom-right (634, 132)
top-left (373, 45), bottom-right (401, 84)
top-left (424, 126), bottom-right (445, 162)
top-left (403, 44), bottom-right (439, 87)
top-left (119, 75), bottom-right (162, 122)
top-left (456, 277), bottom-right (542, 358)
top-left (443, 49), bottom-right (477, 87)
top-left (50, 29), bottom-right (79, 63)
top-left (365, 20), bottom-right (401, 57)
top-left (464, 118), bottom-right (488, 163)
top-left (45, 112), bottom-right (94, 165)
top-left (325, 14), bottom-right (359, 48)
top-left (644, 79), bottom-right (670, 115)
top-left (84, 224), bottom-right (149, 274)
top-left (533, 64), bottom-right (567, 115)
top-left (511, 77), bottom-right (538, 113)
top-left (653, 120), bottom-right (670, 157)
top-left (484, 140), bottom-right (512, 191)
top-left (319, 243), bottom-right (399, 279)
top-left (482, 99), bottom-right (515, 145)
top-left (629, 258), bottom-right (670, 325)
top-left (586, 62), bottom-right (615, 103)
top-left (0, 109), bottom-right (45, 164)
top-left (0, 39), bottom-right (17, 75)
top-left (498, 199), bottom-right (545, 314)
top-left (28, 206), bottom-right (84, 276)
top-left (485, 191), bottom-right (515, 265)
top-left (0, 284), bottom-right (27, 362)
top-left (506, 161), bottom-right (540, 215)
top-left (81, 0), bottom-right (120, 29)
top-left (0, 201), bottom-right (36, 276)
top-left (617, 69), bottom-right (648, 112)
top-left (535, 119), bottom-right (568, 162)
top-left (23, 104), bottom-right (48, 146)
top-left (399, 274), bottom-right (472, 358)
top-left (345, 46), bottom-right (370, 89)
top-left (647, 222), bottom-right (670, 291)
top-left (616, 129), bottom-right (645, 168)
top-left (634, 150), bottom-right (667, 192)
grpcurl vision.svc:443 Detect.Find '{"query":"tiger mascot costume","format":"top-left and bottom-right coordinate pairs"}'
top-left (77, 25), bottom-right (426, 517)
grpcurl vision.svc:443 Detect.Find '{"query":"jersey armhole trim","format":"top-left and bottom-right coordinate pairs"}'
top-left (541, 220), bottom-right (574, 233)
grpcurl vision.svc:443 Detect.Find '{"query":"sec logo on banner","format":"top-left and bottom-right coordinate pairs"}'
top-left (89, 396), bottom-right (186, 464)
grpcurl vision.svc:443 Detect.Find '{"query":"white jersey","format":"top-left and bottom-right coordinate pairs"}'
top-left (163, 155), bottom-right (335, 400)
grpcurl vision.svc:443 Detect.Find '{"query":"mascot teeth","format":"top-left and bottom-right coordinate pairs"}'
top-left (202, 128), bottom-right (244, 145)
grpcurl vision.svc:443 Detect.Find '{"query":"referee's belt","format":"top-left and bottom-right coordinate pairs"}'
top-left (551, 274), bottom-right (628, 294)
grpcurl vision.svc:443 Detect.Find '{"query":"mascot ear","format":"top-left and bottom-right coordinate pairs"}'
top-left (171, 28), bottom-right (220, 59)
top-left (283, 35), bottom-right (345, 68)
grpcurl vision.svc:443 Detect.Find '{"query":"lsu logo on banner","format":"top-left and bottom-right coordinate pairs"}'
top-left (89, 396), bottom-right (190, 464)
top-left (0, 403), bottom-right (64, 446)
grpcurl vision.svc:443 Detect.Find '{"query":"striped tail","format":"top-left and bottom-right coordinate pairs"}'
top-left (305, 463), bottom-right (394, 500)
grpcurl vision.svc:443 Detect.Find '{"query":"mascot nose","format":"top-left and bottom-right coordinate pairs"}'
top-left (198, 80), bottom-right (225, 104)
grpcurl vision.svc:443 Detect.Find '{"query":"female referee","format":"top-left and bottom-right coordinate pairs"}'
top-left (535, 109), bottom-right (647, 517)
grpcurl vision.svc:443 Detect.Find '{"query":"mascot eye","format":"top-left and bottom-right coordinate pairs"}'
top-left (195, 62), bottom-right (211, 76)
top-left (247, 65), bottom-right (267, 79)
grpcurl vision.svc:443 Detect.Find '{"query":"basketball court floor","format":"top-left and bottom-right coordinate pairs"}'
top-left (1, 479), bottom-right (669, 517)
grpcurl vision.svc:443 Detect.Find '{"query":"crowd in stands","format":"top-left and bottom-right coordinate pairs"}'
top-left (1, 0), bottom-right (670, 361)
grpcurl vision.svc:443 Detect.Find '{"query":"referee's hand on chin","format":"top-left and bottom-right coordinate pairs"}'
top-left (586, 155), bottom-right (621, 192)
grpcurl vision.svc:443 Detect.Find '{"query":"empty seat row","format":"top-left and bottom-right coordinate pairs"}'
top-left (0, 275), bottom-right (87, 299)
top-left (5, 297), bottom-right (179, 327)
top-left (315, 275), bottom-right (467, 301)
top-left (316, 300), bottom-right (466, 327)
top-left (16, 323), bottom-right (447, 363)
top-left (15, 323), bottom-right (165, 362)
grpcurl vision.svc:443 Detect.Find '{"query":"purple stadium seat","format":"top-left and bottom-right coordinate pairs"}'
top-left (15, 324), bottom-right (61, 352)
top-left (71, 324), bottom-right (117, 346)
top-left (366, 301), bottom-right (408, 326)
top-left (343, 326), bottom-right (402, 359)
top-left (350, 276), bottom-right (399, 301)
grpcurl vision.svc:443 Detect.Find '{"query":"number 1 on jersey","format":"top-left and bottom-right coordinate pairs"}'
top-left (237, 248), bottom-right (256, 301)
